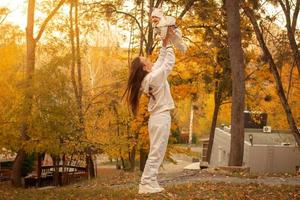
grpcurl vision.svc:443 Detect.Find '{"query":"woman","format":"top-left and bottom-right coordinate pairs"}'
top-left (124, 27), bottom-right (176, 194)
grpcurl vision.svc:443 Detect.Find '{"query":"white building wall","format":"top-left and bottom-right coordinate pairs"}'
top-left (248, 146), bottom-right (300, 173)
top-left (209, 128), bottom-right (231, 166)
top-left (210, 128), bottom-right (251, 167)
top-left (210, 128), bottom-right (300, 173)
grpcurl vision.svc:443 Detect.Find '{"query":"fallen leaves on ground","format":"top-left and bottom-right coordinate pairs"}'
top-left (1, 168), bottom-right (300, 200)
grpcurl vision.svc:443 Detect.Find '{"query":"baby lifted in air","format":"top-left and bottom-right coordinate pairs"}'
top-left (151, 8), bottom-right (187, 53)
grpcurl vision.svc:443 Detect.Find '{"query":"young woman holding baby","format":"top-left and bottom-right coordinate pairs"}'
top-left (124, 8), bottom-right (186, 194)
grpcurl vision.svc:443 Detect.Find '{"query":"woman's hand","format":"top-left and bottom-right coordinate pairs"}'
top-left (162, 26), bottom-right (175, 47)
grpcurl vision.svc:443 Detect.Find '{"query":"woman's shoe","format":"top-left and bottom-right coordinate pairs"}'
top-left (150, 181), bottom-right (165, 192)
top-left (138, 184), bottom-right (165, 194)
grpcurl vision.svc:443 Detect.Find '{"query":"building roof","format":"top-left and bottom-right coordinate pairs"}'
top-left (245, 132), bottom-right (296, 146)
top-left (222, 127), bottom-right (297, 146)
top-left (199, 137), bottom-right (209, 142)
top-left (0, 149), bottom-right (16, 162)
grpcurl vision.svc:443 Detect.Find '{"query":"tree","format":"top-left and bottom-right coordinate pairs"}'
top-left (243, 4), bottom-right (300, 145)
top-left (206, 48), bottom-right (232, 163)
top-left (0, 7), bottom-right (10, 25)
top-left (69, 0), bottom-right (96, 178)
top-left (12, 0), bottom-right (66, 187)
top-left (0, 24), bottom-right (25, 155)
top-left (277, 0), bottom-right (300, 78)
top-left (225, 0), bottom-right (246, 166)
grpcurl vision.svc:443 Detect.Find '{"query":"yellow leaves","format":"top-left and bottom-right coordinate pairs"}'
top-left (181, 70), bottom-right (192, 80)
top-left (171, 122), bottom-right (178, 131)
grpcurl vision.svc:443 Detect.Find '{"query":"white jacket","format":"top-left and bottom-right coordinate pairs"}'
top-left (141, 46), bottom-right (175, 115)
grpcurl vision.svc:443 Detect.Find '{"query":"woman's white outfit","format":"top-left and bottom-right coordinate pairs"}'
top-left (139, 46), bottom-right (175, 194)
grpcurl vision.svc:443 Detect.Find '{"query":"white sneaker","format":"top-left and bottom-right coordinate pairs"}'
top-left (138, 183), bottom-right (164, 194)
top-left (150, 181), bottom-right (165, 192)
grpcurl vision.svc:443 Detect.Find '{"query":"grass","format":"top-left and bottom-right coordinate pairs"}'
top-left (1, 168), bottom-right (300, 200)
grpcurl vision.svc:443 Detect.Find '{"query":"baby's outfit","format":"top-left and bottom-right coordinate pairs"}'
top-left (151, 8), bottom-right (187, 53)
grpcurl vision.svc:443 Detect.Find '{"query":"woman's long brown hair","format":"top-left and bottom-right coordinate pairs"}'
top-left (123, 57), bottom-right (148, 116)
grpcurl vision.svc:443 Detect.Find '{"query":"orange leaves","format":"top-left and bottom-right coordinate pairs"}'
top-left (245, 50), bottom-right (300, 129)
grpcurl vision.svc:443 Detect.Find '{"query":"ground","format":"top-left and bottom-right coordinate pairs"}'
top-left (1, 168), bottom-right (300, 200)
top-left (1, 148), bottom-right (300, 200)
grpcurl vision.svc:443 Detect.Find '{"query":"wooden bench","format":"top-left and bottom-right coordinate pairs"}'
top-left (24, 165), bottom-right (87, 187)
top-left (0, 169), bottom-right (11, 182)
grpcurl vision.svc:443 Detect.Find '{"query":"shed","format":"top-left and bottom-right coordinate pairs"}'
top-left (209, 126), bottom-right (300, 173)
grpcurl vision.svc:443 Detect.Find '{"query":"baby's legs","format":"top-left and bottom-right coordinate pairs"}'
top-left (171, 28), bottom-right (187, 52)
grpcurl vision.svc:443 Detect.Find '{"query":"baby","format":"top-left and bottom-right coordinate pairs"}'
top-left (151, 8), bottom-right (187, 53)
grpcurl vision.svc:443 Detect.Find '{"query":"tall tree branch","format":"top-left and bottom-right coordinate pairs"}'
top-left (178, 0), bottom-right (198, 19)
top-left (35, 0), bottom-right (66, 42)
top-left (292, 0), bottom-right (300, 33)
top-left (80, 2), bottom-right (148, 46)
top-left (69, 0), bottom-right (79, 103)
top-left (155, 0), bottom-right (164, 8)
top-left (243, 5), bottom-right (300, 145)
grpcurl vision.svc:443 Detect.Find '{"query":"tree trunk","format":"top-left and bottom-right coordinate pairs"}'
top-left (206, 91), bottom-right (221, 163)
top-left (146, 0), bottom-right (155, 55)
top-left (75, 0), bottom-right (95, 178)
top-left (70, 0), bottom-right (95, 178)
top-left (116, 158), bottom-right (121, 169)
top-left (120, 156), bottom-right (126, 170)
top-left (11, 0), bottom-right (36, 187)
top-left (278, 0), bottom-right (300, 78)
top-left (36, 153), bottom-right (42, 187)
top-left (69, 1), bottom-right (79, 103)
top-left (75, 0), bottom-right (84, 126)
top-left (225, 0), bottom-right (245, 166)
top-left (139, 0), bottom-right (144, 56)
top-left (286, 27), bottom-right (300, 78)
top-left (127, 19), bottom-right (134, 68)
top-left (139, 149), bottom-right (148, 172)
top-left (188, 99), bottom-right (194, 149)
top-left (244, 7), bottom-right (300, 145)
top-left (69, 0), bottom-right (84, 125)
top-left (62, 154), bottom-right (66, 185)
top-left (86, 152), bottom-right (95, 179)
top-left (128, 125), bottom-right (138, 171)
top-left (12, 0), bottom-right (65, 187)
top-left (178, 0), bottom-right (197, 19)
top-left (129, 146), bottom-right (136, 171)
top-left (53, 155), bottom-right (60, 186)
top-left (11, 150), bottom-right (27, 187)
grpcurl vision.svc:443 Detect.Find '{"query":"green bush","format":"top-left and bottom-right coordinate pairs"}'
top-left (21, 153), bottom-right (35, 177)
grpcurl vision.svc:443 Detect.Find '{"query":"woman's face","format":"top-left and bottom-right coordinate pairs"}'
top-left (140, 57), bottom-right (153, 72)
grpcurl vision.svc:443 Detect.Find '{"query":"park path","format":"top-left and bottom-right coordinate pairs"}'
top-left (108, 169), bottom-right (300, 190)
top-left (97, 151), bottom-right (300, 189)
top-left (160, 170), bottom-right (300, 186)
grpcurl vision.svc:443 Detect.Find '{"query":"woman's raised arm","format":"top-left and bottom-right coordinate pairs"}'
top-left (152, 47), bottom-right (167, 71)
top-left (150, 46), bottom-right (175, 86)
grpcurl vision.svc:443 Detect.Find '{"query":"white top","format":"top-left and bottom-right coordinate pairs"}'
top-left (153, 16), bottom-right (176, 40)
top-left (141, 46), bottom-right (175, 115)
top-left (153, 16), bottom-right (187, 53)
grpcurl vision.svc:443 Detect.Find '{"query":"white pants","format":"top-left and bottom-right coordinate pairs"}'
top-left (140, 110), bottom-right (171, 186)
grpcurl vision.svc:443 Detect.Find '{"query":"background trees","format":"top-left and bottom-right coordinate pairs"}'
top-left (243, 0), bottom-right (300, 145)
